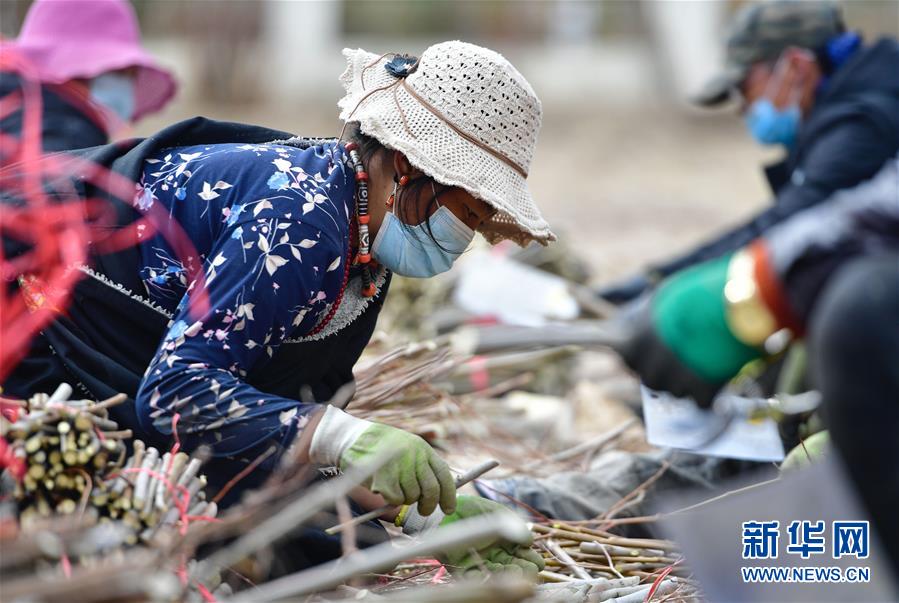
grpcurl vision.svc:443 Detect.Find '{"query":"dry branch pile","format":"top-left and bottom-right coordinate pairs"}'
top-left (339, 342), bottom-right (702, 601)
top-left (1, 334), bottom-right (702, 602)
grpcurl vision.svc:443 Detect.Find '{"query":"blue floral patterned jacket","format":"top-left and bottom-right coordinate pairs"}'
top-left (4, 119), bottom-right (390, 502)
top-left (134, 140), bottom-right (356, 459)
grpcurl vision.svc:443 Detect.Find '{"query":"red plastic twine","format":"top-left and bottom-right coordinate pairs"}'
top-left (0, 52), bottom-right (209, 381)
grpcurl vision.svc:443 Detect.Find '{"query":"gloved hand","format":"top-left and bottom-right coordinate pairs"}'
top-left (309, 406), bottom-right (456, 515)
top-left (615, 253), bottom-right (765, 407)
top-left (399, 494), bottom-right (545, 577)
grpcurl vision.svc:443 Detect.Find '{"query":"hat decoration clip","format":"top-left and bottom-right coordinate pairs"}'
top-left (384, 54), bottom-right (419, 78)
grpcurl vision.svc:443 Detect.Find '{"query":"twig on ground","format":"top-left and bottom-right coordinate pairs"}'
top-left (227, 515), bottom-right (531, 601)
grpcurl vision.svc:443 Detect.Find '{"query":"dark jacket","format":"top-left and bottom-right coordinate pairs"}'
top-left (0, 72), bottom-right (108, 153)
top-left (653, 37), bottom-right (899, 278)
top-left (764, 156), bottom-right (899, 324)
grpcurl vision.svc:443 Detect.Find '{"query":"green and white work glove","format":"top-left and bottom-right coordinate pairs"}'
top-left (309, 405), bottom-right (456, 516)
top-left (616, 253), bottom-right (766, 407)
top-left (398, 494), bottom-right (545, 578)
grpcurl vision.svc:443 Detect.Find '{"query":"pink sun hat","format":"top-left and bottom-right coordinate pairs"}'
top-left (7, 0), bottom-right (177, 121)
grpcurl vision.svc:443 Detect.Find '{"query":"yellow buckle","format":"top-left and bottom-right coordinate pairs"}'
top-left (724, 249), bottom-right (777, 347)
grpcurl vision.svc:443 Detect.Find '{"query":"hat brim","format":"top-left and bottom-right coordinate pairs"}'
top-left (339, 48), bottom-right (554, 247)
top-left (9, 41), bottom-right (177, 120)
top-left (690, 65), bottom-right (746, 107)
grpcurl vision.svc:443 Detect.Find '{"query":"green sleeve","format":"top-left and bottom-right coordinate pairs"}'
top-left (652, 254), bottom-right (762, 382)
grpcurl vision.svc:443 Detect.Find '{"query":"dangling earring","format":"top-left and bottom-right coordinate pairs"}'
top-left (387, 174), bottom-right (409, 209)
top-left (386, 182), bottom-right (397, 209)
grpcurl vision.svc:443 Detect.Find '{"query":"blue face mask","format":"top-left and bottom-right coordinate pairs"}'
top-left (745, 98), bottom-right (801, 147)
top-left (371, 205), bottom-right (475, 278)
top-left (90, 73), bottom-right (135, 122)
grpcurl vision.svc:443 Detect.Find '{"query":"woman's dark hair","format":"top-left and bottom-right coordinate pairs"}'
top-left (345, 122), bottom-right (451, 251)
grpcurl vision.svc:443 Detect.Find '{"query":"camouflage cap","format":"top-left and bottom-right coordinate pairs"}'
top-left (693, 0), bottom-right (844, 106)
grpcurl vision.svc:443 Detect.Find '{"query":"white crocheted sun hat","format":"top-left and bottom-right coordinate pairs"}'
top-left (338, 41), bottom-right (555, 246)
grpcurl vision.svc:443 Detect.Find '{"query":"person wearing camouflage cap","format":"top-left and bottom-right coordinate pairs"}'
top-left (599, 3), bottom-right (899, 573)
top-left (694, 0), bottom-right (847, 106)
top-left (598, 0), bottom-right (899, 304)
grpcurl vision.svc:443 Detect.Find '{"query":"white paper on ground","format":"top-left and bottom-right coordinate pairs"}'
top-left (641, 385), bottom-right (785, 462)
top-left (452, 250), bottom-right (579, 326)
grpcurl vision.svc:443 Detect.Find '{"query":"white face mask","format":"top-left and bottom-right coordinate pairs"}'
top-left (90, 73), bottom-right (135, 122)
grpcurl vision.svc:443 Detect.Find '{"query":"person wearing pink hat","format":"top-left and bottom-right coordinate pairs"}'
top-left (0, 0), bottom-right (176, 153)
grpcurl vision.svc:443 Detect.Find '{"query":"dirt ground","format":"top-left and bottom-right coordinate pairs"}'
top-left (530, 105), bottom-right (779, 284)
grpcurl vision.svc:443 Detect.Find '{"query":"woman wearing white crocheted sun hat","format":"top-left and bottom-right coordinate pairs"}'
top-left (6, 41), bottom-right (552, 576)
top-left (316, 41), bottom-right (554, 576)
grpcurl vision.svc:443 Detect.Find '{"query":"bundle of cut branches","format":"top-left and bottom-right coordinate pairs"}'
top-left (0, 384), bottom-right (225, 601)
top-left (532, 521), bottom-right (701, 601)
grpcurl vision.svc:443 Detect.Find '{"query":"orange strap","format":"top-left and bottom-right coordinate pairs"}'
top-left (751, 240), bottom-right (805, 336)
